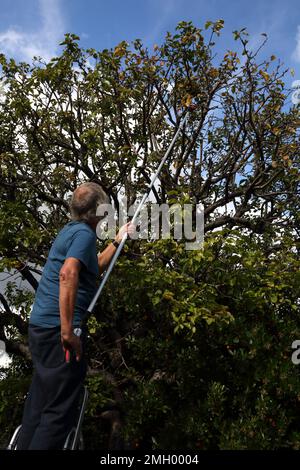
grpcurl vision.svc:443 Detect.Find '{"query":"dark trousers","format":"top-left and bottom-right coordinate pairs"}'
top-left (17, 324), bottom-right (87, 450)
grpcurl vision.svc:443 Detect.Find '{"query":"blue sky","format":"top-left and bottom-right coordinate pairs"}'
top-left (0, 0), bottom-right (299, 74)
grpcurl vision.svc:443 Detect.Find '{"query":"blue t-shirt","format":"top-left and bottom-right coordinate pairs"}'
top-left (30, 221), bottom-right (99, 328)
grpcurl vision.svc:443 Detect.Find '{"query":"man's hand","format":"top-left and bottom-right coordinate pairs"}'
top-left (61, 332), bottom-right (82, 362)
top-left (115, 221), bottom-right (136, 243)
top-left (97, 222), bottom-right (136, 274)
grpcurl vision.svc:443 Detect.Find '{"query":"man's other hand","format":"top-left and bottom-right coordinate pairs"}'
top-left (61, 332), bottom-right (82, 362)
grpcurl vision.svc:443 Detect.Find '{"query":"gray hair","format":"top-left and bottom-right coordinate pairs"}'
top-left (70, 182), bottom-right (109, 223)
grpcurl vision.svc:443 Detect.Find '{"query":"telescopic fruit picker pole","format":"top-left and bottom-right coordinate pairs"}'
top-left (86, 106), bottom-right (194, 317)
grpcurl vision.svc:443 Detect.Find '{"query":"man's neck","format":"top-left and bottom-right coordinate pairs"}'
top-left (87, 220), bottom-right (97, 232)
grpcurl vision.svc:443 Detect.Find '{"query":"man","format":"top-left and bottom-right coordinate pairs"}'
top-left (17, 182), bottom-right (135, 450)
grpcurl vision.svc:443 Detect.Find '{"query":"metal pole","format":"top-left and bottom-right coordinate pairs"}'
top-left (86, 110), bottom-right (190, 316)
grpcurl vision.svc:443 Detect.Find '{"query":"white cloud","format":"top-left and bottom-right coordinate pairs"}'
top-left (0, 340), bottom-right (12, 368)
top-left (0, 0), bottom-right (65, 63)
top-left (292, 25), bottom-right (300, 62)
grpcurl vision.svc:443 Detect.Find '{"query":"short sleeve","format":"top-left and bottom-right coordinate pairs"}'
top-left (65, 230), bottom-right (96, 269)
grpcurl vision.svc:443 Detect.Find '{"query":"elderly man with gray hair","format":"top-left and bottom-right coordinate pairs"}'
top-left (17, 182), bottom-right (135, 450)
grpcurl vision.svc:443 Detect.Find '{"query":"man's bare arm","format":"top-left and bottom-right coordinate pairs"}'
top-left (59, 257), bottom-right (82, 361)
top-left (98, 243), bottom-right (118, 274)
top-left (97, 222), bottom-right (135, 274)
